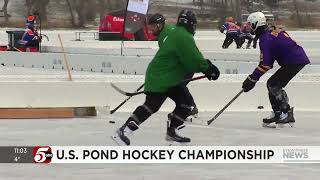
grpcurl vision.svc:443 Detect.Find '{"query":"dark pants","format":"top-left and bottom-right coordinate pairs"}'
top-left (267, 64), bottom-right (305, 113)
top-left (125, 84), bottom-right (194, 129)
top-left (183, 73), bottom-right (196, 107)
top-left (239, 35), bottom-right (253, 48)
top-left (222, 33), bottom-right (242, 49)
top-left (25, 40), bottom-right (40, 50)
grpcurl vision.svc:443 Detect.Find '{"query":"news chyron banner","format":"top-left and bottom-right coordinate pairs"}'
top-left (1, 146), bottom-right (320, 163)
top-left (124, 0), bottom-right (149, 34)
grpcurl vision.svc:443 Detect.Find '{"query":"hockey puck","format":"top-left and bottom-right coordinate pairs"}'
top-left (109, 120), bottom-right (115, 124)
top-left (257, 106), bottom-right (264, 109)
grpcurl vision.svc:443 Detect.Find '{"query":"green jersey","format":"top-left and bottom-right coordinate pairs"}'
top-left (144, 24), bottom-right (209, 92)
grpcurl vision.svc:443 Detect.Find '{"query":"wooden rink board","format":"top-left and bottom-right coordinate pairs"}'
top-left (0, 107), bottom-right (96, 119)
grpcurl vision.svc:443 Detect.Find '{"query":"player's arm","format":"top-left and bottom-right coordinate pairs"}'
top-left (175, 33), bottom-right (219, 80)
top-left (175, 33), bottom-right (207, 72)
top-left (242, 42), bottom-right (274, 92)
top-left (251, 41), bottom-right (274, 80)
top-left (220, 23), bottom-right (228, 33)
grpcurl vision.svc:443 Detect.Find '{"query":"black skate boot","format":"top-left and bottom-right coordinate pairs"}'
top-left (111, 121), bottom-right (139, 146)
top-left (185, 106), bottom-right (199, 123)
top-left (190, 106), bottom-right (199, 117)
top-left (276, 107), bottom-right (295, 128)
top-left (262, 111), bottom-right (281, 128)
top-left (166, 123), bottom-right (191, 145)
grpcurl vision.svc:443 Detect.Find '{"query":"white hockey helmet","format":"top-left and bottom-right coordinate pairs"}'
top-left (247, 12), bottom-right (266, 32)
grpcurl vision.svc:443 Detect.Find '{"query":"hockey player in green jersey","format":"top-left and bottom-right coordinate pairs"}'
top-left (112, 10), bottom-right (220, 145)
top-left (147, 13), bottom-right (199, 119)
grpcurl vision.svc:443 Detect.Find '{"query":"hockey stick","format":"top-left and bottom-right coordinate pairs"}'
top-left (41, 34), bottom-right (50, 41)
top-left (110, 83), bottom-right (145, 114)
top-left (207, 89), bottom-right (244, 125)
top-left (111, 83), bottom-right (145, 96)
top-left (111, 75), bottom-right (206, 97)
top-left (58, 34), bottom-right (73, 81)
top-left (13, 47), bottom-right (23, 52)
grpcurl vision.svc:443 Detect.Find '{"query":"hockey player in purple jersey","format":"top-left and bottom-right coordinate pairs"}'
top-left (241, 12), bottom-right (310, 128)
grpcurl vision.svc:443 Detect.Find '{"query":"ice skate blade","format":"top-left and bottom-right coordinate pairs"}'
top-left (111, 135), bottom-right (128, 146)
top-left (191, 113), bottom-right (199, 118)
top-left (166, 140), bottom-right (190, 146)
top-left (262, 123), bottom-right (276, 128)
top-left (184, 117), bottom-right (206, 126)
top-left (185, 115), bottom-right (198, 123)
top-left (276, 122), bottom-right (295, 128)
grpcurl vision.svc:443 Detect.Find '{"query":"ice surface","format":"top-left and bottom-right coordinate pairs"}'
top-left (0, 29), bottom-right (320, 180)
top-left (0, 111), bottom-right (320, 180)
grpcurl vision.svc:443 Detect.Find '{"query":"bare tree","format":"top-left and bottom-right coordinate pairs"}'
top-left (65, 0), bottom-right (88, 27)
top-left (293, 0), bottom-right (302, 27)
top-left (235, 0), bottom-right (241, 22)
top-left (66, 0), bottom-right (76, 26)
top-left (25, 0), bottom-right (50, 27)
top-left (97, 0), bottom-right (109, 23)
top-left (68, 0), bottom-right (104, 27)
top-left (2, 0), bottom-right (10, 24)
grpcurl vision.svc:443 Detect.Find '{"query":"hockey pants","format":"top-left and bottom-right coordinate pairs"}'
top-left (267, 64), bottom-right (305, 113)
top-left (124, 85), bottom-right (194, 130)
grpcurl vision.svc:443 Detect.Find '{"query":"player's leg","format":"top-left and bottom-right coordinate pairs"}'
top-left (265, 65), bottom-right (305, 127)
top-left (166, 85), bottom-right (195, 144)
top-left (223, 33), bottom-right (234, 49)
top-left (111, 92), bottom-right (166, 145)
top-left (246, 35), bottom-right (253, 49)
top-left (182, 73), bottom-right (198, 119)
top-left (235, 35), bottom-right (244, 49)
top-left (222, 35), bottom-right (229, 49)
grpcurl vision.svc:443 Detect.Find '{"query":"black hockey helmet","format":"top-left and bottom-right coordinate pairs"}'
top-left (177, 9), bottom-right (197, 35)
top-left (148, 13), bottom-right (165, 25)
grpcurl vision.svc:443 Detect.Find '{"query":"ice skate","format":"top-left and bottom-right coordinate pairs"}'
top-left (185, 106), bottom-right (205, 125)
top-left (276, 108), bottom-right (295, 128)
top-left (111, 121), bottom-right (139, 146)
top-left (190, 106), bottom-right (199, 118)
top-left (166, 124), bottom-right (191, 146)
top-left (262, 111), bottom-right (280, 128)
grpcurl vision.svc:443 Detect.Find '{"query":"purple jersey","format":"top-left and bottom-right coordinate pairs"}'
top-left (259, 29), bottom-right (310, 67)
top-left (251, 29), bottom-right (310, 80)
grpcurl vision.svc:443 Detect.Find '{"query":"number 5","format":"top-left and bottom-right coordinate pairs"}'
top-left (34, 147), bottom-right (49, 163)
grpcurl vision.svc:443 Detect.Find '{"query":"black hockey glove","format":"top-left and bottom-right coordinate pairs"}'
top-left (219, 27), bottom-right (224, 33)
top-left (242, 75), bottom-right (258, 92)
top-left (204, 59), bottom-right (220, 81)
